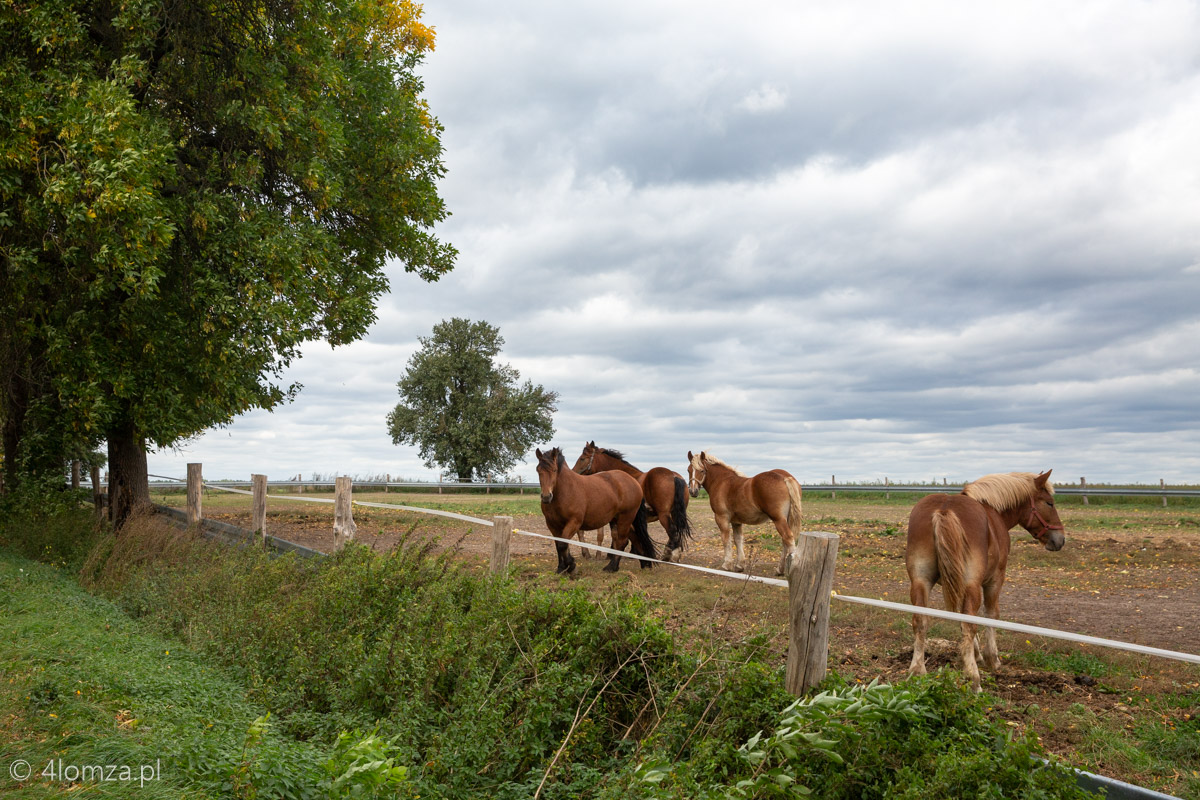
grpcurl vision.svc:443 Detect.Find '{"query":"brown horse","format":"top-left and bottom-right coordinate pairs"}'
top-left (906, 470), bottom-right (1065, 691)
top-left (686, 451), bottom-right (803, 575)
top-left (535, 447), bottom-right (656, 574)
top-left (572, 442), bottom-right (694, 562)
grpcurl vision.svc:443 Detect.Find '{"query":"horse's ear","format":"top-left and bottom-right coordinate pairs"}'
top-left (687, 450), bottom-right (693, 461)
top-left (1035, 469), bottom-right (1052, 487)
top-left (535, 448), bottom-right (542, 459)
top-left (700, 451), bottom-right (707, 461)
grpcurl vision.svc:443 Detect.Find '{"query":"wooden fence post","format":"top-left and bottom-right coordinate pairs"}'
top-left (438, 474), bottom-right (443, 495)
top-left (186, 463), bottom-right (202, 525)
top-left (385, 473), bottom-right (390, 494)
top-left (334, 476), bottom-right (357, 549)
top-left (491, 515), bottom-right (513, 576)
top-left (786, 531), bottom-right (840, 696)
top-left (1080, 477), bottom-right (1088, 506)
top-left (1161, 478), bottom-right (1168, 508)
top-left (831, 474), bottom-right (836, 500)
top-left (252, 473), bottom-right (267, 541)
top-left (885, 476), bottom-right (889, 501)
top-left (90, 464), bottom-right (103, 518)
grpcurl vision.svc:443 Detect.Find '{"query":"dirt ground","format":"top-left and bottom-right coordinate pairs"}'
top-left (167, 490), bottom-right (1200, 790)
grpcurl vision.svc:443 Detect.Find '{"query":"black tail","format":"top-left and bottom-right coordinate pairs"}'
top-left (670, 476), bottom-right (694, 550)
top-left (631, 503), bottom-right (656, 564)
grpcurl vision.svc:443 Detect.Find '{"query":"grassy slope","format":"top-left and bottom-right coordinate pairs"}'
top-left (0, 549), bottom-right (338, 799)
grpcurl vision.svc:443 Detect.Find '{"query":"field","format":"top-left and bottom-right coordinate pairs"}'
top-left (152, 486), bottom-right (1200, 796)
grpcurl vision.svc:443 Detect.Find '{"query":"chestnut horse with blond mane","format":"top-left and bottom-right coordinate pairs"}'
top-left (535, 447), bottom-right (655, 575)
top-left (572, 442), bottom-right (694, 562)
top-left (686, 451), bottom-right (803, 575)
top-left (906, 470), bottom-right (1065, 690)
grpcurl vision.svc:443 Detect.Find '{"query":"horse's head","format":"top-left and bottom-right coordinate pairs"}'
top-left (1025, 469), bottom-right (1065, 551)
top-left (535, 447), bottom-right (563, 504)
top-left (572, 441), bottom-right (598, 475)
top-left (686, 451), bottom-right (707, 498)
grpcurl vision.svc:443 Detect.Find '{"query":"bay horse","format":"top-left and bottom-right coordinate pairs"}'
top-left (572, 442), bottom-right (694, 562)
top-left (686, 451), bottom-right (803, 575)
top-left (906, 470), bottom-right (1065, 691)
top-left (535, 447), bottom-right (656, 574)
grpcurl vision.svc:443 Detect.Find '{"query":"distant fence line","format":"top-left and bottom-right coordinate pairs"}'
top-left (122, 478), bottom-right (1200, 498)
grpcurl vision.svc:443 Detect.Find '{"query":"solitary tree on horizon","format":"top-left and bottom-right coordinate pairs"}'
top-left (387, 319), bottom-right (558, 482)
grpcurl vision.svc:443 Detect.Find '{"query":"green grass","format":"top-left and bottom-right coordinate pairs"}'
top-left (0, 549), bottom-right (380, 798)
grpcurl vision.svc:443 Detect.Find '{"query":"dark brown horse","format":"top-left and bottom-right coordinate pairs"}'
top-left (535, 447), bottom-right (655, 574)
top-left (572, 442), bottom-right (694, 562)
top-left (906, 470), bottom-right (1065, 690)
top-left (686, 451), bottom-right (803, 575)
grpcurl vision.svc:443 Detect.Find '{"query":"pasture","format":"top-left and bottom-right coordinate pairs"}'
top-left (152, 486), bottom-right (1200, 795)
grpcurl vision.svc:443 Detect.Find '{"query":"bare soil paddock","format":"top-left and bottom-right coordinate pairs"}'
top-left (155, 488), bottom-right (1200, 795)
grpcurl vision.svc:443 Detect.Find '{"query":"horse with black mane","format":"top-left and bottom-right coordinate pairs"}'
top-left (535, 447), bottom-right (656, 574)
top-left (572, 442), bottom-right (694, 562)
top-left (906, 470), bottom-right (1065, 690)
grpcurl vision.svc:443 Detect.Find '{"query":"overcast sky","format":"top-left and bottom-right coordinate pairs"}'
top-left (149, 0), bottom-right (1200, 485)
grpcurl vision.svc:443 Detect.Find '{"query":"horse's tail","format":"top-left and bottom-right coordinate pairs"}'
top-left (785, 476), bottom-right (803, 536)
top-left (631, 502), bottom-right (657, 563)
top-left (669, 476), bottom-right (694, 548)
top-left (931, 508), bottom-right (968, 602)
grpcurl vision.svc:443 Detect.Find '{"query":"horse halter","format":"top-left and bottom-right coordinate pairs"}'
top-left (582, 448), bottom-right (596, 474)
top-left (1025, 498), bottom-right (1064, 542)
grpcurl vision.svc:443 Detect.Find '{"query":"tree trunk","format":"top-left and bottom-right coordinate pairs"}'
top-left (107, 417), bottom-right (151, 529)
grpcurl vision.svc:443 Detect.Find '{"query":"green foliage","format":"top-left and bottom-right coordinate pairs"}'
top-left (634, 675), bottom-right (1095, 800)
top-left (1019, 650), bottom-right (1113, 678)
top-left (387, 318), bottom-right (558, 481)
top-left (0, 0), bottom-right (455, 490)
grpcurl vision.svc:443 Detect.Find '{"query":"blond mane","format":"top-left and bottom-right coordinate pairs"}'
top-left (698, 452), bottom-right (747, 477)
top-left (962, 472), bottom-right (1053, 512)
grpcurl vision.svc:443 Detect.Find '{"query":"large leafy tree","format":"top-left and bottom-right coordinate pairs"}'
top-left (1, 0), bottom-right (455, 521)
top-left (387, 319), bottom-right (558, 482)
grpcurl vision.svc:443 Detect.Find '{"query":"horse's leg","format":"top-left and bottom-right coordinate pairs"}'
top-left (981, 576), bottom-right (1004, 672)
top-left (554, 522), bottom-right (580, 575)
top-left (907, 573), bottom-right (934, 676)
top-left (657, 511), bottom-right (677, 563)
top-left (957, 581), bottom-right (985, 691)
top-left (769, 516), bottom-right (797, 576)
top-left (604, 516), bottom-right (626, 573)
top-left (732, 523), bottom-right (747, 571)
top-left (715, 516), bottom-right (737, 571)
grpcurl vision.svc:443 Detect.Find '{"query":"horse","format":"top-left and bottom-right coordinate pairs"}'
top-left (572, 442), bottom-right (694, 562)
top-left (905, 470), bottom-right (1065, 691)
top-left (535, 447), bottom-right (656, 574)
top-left (686, 451), bottom-right (803, 575)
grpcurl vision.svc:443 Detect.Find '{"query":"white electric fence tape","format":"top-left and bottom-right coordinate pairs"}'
top-left (157, 477), bottom-right (1200, 667)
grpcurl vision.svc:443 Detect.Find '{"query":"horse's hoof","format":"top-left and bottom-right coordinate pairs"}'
top-left (719, 562), bottom-right (733, 571)
top-left (639, 559), bottom-right (653, 569)
top-left (603, 562), bottom-right (619, 573)
top-left (908, 664), bottom-right (927, 677)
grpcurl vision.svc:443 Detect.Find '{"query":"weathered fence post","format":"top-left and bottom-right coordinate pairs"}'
top-left (785, 531), bottom-right (840, 696)
top-left (334, 476), bottom-right (357, 549)
top-left (438, 474), bottom-right (443, 495)
top-left (1161, 478), bottom-right (1168, 507)
top-left (186, 463), bottom-right (203, 525)
top-left (830, 474), bottom-right (836, 500)
top-left (297, 473), bottom-right (304, 494)
top-left (252, 474), bottom-right (267, 541)
top-left (491, 515), bottom-right (513, 576)
top-left (90, 464), bottom-right (103, 518)
top-left (885, 476), bottom-right (890, 501)
top-left (1080, 477), bottom-right (1089, 506)
top-left (385, 473), bottom-right (390, 494)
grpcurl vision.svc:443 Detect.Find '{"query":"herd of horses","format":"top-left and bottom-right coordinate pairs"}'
top-left (535, 443), bottom-right (1067, 690)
